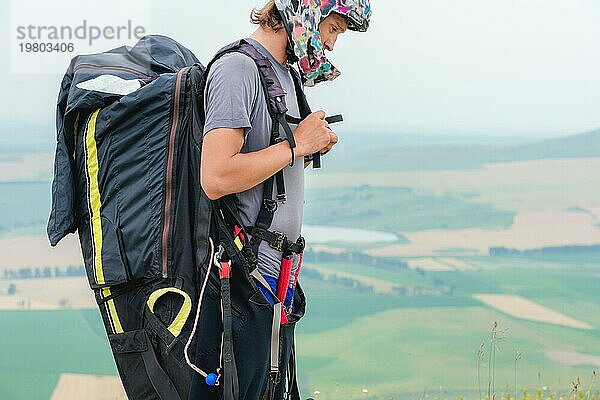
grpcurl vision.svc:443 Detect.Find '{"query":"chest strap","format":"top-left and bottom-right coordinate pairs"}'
top-left (247, 226), bottom-right (305, 255)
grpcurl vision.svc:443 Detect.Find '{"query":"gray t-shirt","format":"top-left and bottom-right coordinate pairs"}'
top-left (203, 38), bottom-right (304, 281)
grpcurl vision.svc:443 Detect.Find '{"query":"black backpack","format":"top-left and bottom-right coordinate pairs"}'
top-left (47, 35), bottom-right (322, 400)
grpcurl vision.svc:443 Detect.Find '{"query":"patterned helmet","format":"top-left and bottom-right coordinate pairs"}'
top-left (275, 0), bottom-right (372, 87)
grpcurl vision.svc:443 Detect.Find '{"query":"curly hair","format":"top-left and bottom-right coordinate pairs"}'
top-left (250, 0), bottom-right (284, 32)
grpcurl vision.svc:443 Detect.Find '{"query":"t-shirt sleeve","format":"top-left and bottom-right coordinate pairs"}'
top-left (203, 53), bottom-right (260, 137)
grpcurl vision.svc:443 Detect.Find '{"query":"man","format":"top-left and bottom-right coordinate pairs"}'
top-left (196, 0), bottom-right (371, 398)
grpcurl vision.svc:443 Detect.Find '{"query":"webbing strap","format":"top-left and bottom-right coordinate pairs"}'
top-left (276, 113), bottom-right (296, 149)
top-left (140, 331), bottom-right (182, 400)
top-left (272, 118), bottom-right (287, 201)
top-left (286, 339), bottom-right (301, 400)
top-left (250, 268), bottom-right (282, 375)
top-left (271, 303), bottom-right (282, 373)
top-left (221, 271), bottom-right (239, 400)
top-left (249, 114), bottom-right (279, 257)
top-left (286, 114), bottom-right (344, 126)
top-left (289, 66), bottom-right (320, 169)
top-left (146, 287), bottom-right (192, 338)
top-left (144, 308), bottom-right (178, 350)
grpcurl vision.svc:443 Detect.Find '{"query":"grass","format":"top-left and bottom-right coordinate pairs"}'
top-left (0, 309), bottom-right (117, 400)
top-left (294, 255), bottom-right (600, 399)
top-left (304, 185), bottom-right (515, 234)
top-left (299, 285), bottom-right (478, 335)
top-left (307, 261), bottom-right (435, 287)
top-left (0, 370), bottom-right (59, 400)
top-left (426, 270), bottom-right (503, 295)
top-left (296, 306), bottom-right (600, 400)
top-left (467, 261), bottom-right (600, 302)
top-left (0, 181), bottom-right (51, 234)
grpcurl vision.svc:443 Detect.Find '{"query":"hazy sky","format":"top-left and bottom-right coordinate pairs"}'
top-left (1, 0), bottom-right (599, 138)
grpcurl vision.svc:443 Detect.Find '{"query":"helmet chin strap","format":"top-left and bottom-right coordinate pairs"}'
top-left (285, 40), bottom-right (298, 64)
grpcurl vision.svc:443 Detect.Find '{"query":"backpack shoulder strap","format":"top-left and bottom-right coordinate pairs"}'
top-left (289, 66), bottom-right (311, 119)
top-left (200, 40), bottom-right (297, 150)
top-left (204, 39), bottom-right (288, 117)
top-left (202, 39), bottom-right (299, 198)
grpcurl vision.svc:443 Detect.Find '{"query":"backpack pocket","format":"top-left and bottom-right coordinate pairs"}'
top-left (80, 215), bottom-right (131, 288)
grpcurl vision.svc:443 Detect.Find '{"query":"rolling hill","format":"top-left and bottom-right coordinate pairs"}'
top-left (322, 127), bottom-right (600, 172)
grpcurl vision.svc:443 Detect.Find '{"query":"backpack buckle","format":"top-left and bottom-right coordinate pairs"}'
top-left (263, 199), bottom-right (278, 213)
top-left (269, 231), bottom-right (286, 252)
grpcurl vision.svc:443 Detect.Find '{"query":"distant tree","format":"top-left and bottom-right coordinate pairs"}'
top-left (59, 298), bottom-right (72, 309)
top-left (18, 268), bottom-right (32, 279)
top-left (7, 283), bottom-right (16, 295)
top-left (393, 286), bottom-right (407, 296)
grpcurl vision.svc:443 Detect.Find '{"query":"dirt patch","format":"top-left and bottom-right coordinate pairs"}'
top-left (308, 266), bottom-right (397, 295)
top-left (0, 234), bottom-right (82, 270)
top-left (307, 244), bottom-right (346, 254)
top-left (473, 294), bottom-right (593, 330)
top-left (0, 277), bottom-right (95, 310)
top-left (50, 373), bottom-right (126, 400)
top-left (407, 258), bottom-right (454, 271)
top-left (368, 209), bottom-right (600, 257)
top-left (546, 350), bottom-right (600, 367)
top-left (0, 152), bottom-right (53, 182)
top-left (437, 258), bottom-right (477, 271)
top-left (307, 158), bottom-right (600, 212)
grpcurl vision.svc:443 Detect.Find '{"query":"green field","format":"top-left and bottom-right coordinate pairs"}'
top-left (2, 255), bottom-right (598, 400)
top-left (0, 181), bottom-right (50, 236)
top-left (304, 186), bottom-right (516, 235)
top-left (0, 310), bottom-right (117, 400)
top-left (295, 257), bottom-right (600, 399)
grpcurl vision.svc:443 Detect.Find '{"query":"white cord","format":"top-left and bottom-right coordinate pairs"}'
top-left (184, 237), bottom-right (215, 378)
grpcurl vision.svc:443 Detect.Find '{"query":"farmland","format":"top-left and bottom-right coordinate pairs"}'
top-left (2, 255), bottom-right (598, 399)
top-left (2, 129), bottom-right (600, 399)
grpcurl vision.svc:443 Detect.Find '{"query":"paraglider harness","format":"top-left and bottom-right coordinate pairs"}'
top-left (186, 39), bottom-right (317, 400)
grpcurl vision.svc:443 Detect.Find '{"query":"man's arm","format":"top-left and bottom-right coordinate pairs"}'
top-left (201, 110), bottom-right (335, 200)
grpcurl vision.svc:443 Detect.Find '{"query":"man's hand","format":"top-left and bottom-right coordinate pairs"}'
top-left (319, 131), bottom-right (338, 155)
top-left (293, 110), bottom-right (335, 157)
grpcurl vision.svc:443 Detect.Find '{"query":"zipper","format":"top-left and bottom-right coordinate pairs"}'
top-left (73, 63), bottom-right (154, 79)
top-left (161, 67), bottom-right (189, 278)
top-left (115, 226), bottom-right (133, 281)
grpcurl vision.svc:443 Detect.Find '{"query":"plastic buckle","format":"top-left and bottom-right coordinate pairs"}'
top-left (263, 199), bottom-right (278, 213)
top-left (218, 261), bottom-right (231, 279)
top-left (269, 370), bottom-right (280, 385)
top-left (275, 96), bottom-right (287, 114)
top-left (214, 244), bottom-right (226, 265)
top-left (269, 231), bottom-right (286, 252)
top-left (296, 236), bottom-right (306, 253)
top-left (242, 247), bottom-right (258, 268)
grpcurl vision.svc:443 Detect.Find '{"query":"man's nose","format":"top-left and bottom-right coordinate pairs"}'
top-left (324, 38), bottom-right (336, 51)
